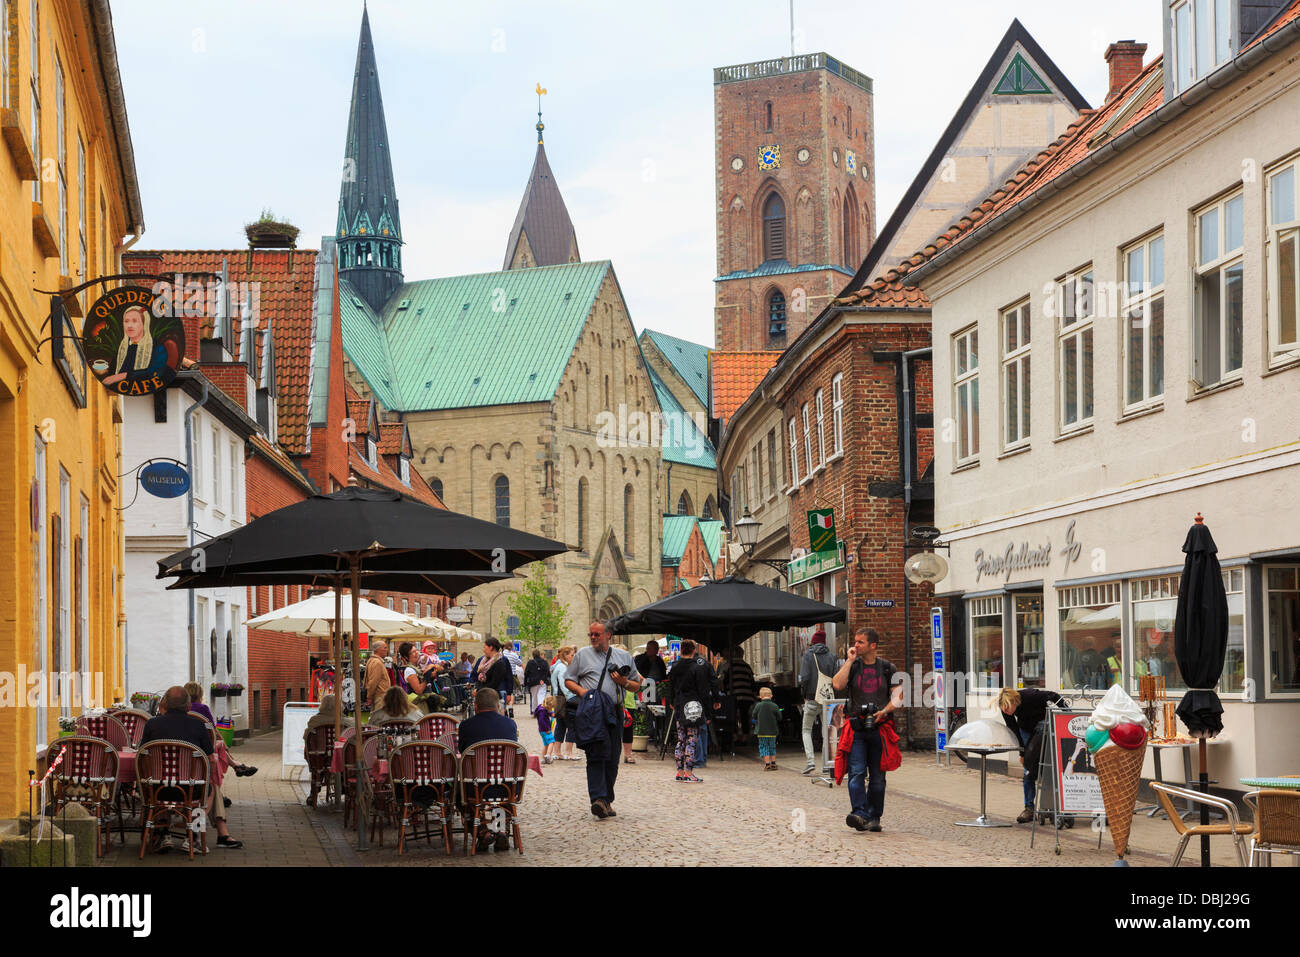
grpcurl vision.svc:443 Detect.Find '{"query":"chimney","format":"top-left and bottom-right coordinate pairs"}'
top-left (1104, 41), bottom-right (1147, 102)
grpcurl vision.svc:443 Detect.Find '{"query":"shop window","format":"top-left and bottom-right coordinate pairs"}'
top-left (1058, 583), bottom-right (1121, 690)
top-left (1267, 158), bottom-right (1299, 363)
top-left (1193, 192), bottom-right (1244, 388)
top-left (969, 595), bottom-right (1004, 687)
top-left (1131, 576), bottom-right (1180, 691)
top-left (1265, 566), bottom-right (1300, 695)
top-left (1012, 593), bottom-right (1044, 689)
top-left (1223, 568), bottom-right (1246, 693)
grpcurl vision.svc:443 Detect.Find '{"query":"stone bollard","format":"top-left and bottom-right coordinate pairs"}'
top-left (0, 815), bottom-right (78, 866)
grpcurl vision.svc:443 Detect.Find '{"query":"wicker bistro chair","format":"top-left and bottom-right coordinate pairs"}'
top-left (457, 740), bottom-right (529, 855)
top-left (1243, 790), bottom-right (1300, 866)
top-left (362, 734), bottom-right (398, 845)
top-left (388, 740), bottom-right (458, 854)
top-left (304, 724), bottom-right (337, 808)
top-left (76, 713), bottom-right (131, 751)
top-left (340, 729), bottom-right (377, 829)
top-left (45, 736), bottom-right (121, 856)
top-left (1151, 782), bottom-right (1253, 866)
top-left (416, 712), bottom-right (460, 741)
top-left (374, 718), bottom-right (418, 753)
top-left (108, 709), bottom-right (151, 748)
top-left (135, 740), bottom-right (211, 860)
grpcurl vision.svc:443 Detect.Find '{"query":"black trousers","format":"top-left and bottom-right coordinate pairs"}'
top-left (584, 725), bottom-right (622, 804)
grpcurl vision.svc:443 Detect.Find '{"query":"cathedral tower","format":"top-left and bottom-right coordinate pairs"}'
top-left (713, 54), bottom-right (876, 352)
top-left (337, 6), bottom-right (403, 312)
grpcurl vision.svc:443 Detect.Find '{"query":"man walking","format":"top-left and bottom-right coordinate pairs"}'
top-left (524, 649), bottom-right (551, 713)
top-left (364, 640), bottom-right (390, 712)
top-left (833, 629), bottom-right (902, 833)
top-left (798, 630), bottom-right (837, 773)
top-left (565, 620), bottom-right (641, 818)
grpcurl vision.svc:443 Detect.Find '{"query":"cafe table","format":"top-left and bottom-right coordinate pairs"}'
top-left (1239, 776), bottom-right (1300, 790)
top-left (945, 745), bottom-right (1020, 827)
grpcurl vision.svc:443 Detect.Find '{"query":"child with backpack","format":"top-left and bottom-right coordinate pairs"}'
top-left (537, 694), bottom-right (559, 764)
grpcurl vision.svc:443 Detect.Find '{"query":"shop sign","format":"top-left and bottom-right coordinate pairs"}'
top-left (83, 286), bottom-right (185, 396)
top-left (140, 461), bottom-right (191, 498)
top-left (973, 519), bottom-right (1083, 582)
top-left (50, 298), bottom-right (87, 408)
top-left (445, 606), bottom-right (468, 623)
top-left (807, 509), bottom-right (836, 552)
top-left (788, 542), bottom-right (845, 585)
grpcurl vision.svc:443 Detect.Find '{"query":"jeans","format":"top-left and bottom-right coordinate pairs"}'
top-left (1020, 721), bottom-right (1046, 808)
top-left (801, 700), bottom-right (821, 766)
top-left (847, 727), bottom-right (886, 820)
top-left (696, 722), bottom-right (709, 765)
top-left (585, 724), bottom-right (622, 804)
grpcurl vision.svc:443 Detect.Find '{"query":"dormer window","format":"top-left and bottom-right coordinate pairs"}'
top-left (400, 457), bottom-right (410, 486)
top-left (1170, 0), bottom-right (1232, 93)
top-left (366, 436), bottom-right (377, 469)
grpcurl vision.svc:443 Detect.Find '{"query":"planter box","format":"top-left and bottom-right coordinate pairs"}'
top-left (631, 734), bottom-right (649, 752)
top-left (210, 689), bottom-right (228, 698)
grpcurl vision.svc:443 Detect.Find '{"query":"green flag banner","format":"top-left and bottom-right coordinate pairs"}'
top-left (807, 508), bottom-right (835, 552)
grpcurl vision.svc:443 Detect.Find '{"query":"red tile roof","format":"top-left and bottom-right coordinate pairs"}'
top-left (248, 433), bottom-right (315, 494)
top-left (123, 249), bottom-right (319, 455)
top-left (711, 351), bottom-right (782, 424)
top-left (347, 445), bottom-right (444, 508)
top-left (378, 422), bottom-right (408, 455)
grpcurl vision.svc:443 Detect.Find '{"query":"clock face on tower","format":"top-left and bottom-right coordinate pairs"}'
top-left (731, 156), bottom-right (744, 172)
top-left (758, 145), bottom-right (781, 171)
top-left (796, 147), bottom-right (811, 164)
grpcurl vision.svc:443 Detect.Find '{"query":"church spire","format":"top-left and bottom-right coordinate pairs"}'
top-left (337, 4), bottom-right (403, 312)
top-left (504, 93), bottom-right (580, 270)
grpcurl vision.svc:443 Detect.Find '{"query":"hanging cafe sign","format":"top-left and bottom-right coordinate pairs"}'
top-left (973, 519), bottom-right (1084, 582)
top-left (82, 286), bottom-right (185, 396)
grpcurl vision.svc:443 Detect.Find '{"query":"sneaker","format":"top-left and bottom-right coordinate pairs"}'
top-left (181, 836), bottom-right (208, 855)
top-left (1016, 806), bottom-right (1035, 824)
top-left (846, 813), bottom-right (869, 831)
top-left (866, 819), bottom-right (882, 832)
top-left (802, 764), bottom-right (816, 775)
top-left (679, 774), bottom-right (703, 783)
top-left (591, 801), bottom-right (609, 819)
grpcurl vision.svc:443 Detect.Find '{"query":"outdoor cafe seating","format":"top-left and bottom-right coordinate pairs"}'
top-left (107, 708), bottom-right (150, 747)
top-left (304, 724), bottom-right (337, 807)
top-left (135, 740), bottom-right (211, 860)
top-left (44, 735), bottom-right (122, 856)
top-left (1243, 789), bottom-right (1300, 866)
top-left (388, 739), bottom-right (458, 854)
top-left (416, 712), bottom-right (459, 740)
top-left (76, 713), bottom-right (132, 751)
top-left (457, 739), bottom-right (528, 856)
top-left (1151, 782), bottom-right (1254, 866)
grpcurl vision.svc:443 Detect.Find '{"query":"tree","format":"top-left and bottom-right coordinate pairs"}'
top-left (500, 562), bottom-right (570, 657)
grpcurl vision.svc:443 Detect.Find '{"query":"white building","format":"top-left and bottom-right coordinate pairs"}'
top-left (903, 2), bottom-right (1300, 787)
top-left (123, 370), bottom-right (257, 732)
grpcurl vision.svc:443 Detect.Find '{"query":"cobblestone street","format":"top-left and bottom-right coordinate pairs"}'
top-left (97, 721), bottom-right (1249, 868)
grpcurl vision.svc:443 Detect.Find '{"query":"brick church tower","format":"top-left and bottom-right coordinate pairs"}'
top-left (714, 54), bottom-right (875, 352)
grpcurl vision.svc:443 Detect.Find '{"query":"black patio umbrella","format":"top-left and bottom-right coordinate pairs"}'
top-left (155, 485), bottom-right (567, 849)
top-left (608, 574), bottom-right (846, 650)
top-left (1172, 512), bottom-right (1229, 867)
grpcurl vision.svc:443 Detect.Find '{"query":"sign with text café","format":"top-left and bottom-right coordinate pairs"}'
top-left (82, 286), bottom-right (185, 396)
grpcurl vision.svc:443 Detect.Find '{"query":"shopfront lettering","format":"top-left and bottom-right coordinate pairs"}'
top-left (974, 520), bottom-right (1084, 582)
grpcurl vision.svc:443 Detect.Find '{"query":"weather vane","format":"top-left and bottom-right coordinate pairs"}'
top-left (536, 82), bottom-right (547, 144)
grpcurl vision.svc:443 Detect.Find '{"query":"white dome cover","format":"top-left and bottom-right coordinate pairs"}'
top-left (947, 717), bottom-right (1019, 750)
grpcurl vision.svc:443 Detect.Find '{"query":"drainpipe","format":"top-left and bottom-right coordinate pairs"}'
top-left (899, 345), bottom-right (931, 751)
top-left (665, 461), bottom-right (672, 516)
top-left (184, 379), bottom-right (209, 681)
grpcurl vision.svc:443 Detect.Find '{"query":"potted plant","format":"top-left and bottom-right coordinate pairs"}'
top-left (227, 683), bottom-right (245, 697)
top-left (57, 717), bottom-right (78, 738)
top-left (210, 682), bottom-right (228, 698)
top-left (631, 708), bottom-right (650, 752)
top-left (245, 209), bottom-right (300, 248)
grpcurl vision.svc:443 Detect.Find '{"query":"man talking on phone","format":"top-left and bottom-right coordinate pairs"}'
top-left (565, 620), bottom-right (642, 819)
top-left (832, 628), bottom-right (903, 833)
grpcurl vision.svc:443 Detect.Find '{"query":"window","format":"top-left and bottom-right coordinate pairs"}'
top-left (366, 436), bottom-right (377, 468)
top-left (1, 1), bottom-right (9, 110)
top-left (1123, 234), bottom-right (1166, 408)
top-left (210, 427), bottom-right (222, 506)
top-left (77, 134), bottom-right (86, 308)
top-left (969, 596), bottom-right (1004, 686)
top-left (766, 428), bottom-right (778, 494)
top-left (1132, 576), bottom-right (1179, 692)
top-left (801, 403), bottom-right (812, 477)
top-left (1223, 568), bottom-right (1246, 693)
top-left (1057, 269), bottom-right (1094, 430)
top-left (623, 484), bottom-right (633, 555)
top-left (1001, 301), bottom-right (1031, 448)
top-left (814, 389), bottom-right (826, 467)
top-left (730, 467), bottom-right (746, 516)
top-left (1193, 192), bottom-right (1244, 387)
top-left (55, 50), bottom-right (65, 273)
top-left (57, 468), bottom-right (69, 717)
top-left (768, 289), bottom-right (786, 339)
top-left (77, 496), bottom-right (88, 686)
top-left (33, 435), bottom-right (46, 744)
top-left (386, 598), bottom-right (394, 611)
top-left (842, 192), bottom-right (854, 266)
top-left (229, 440), bottom-right (239, 516)
top-left (1171, 0), bottom-right (1232, 94)
top-left (401, 599), bottom-right (408, 615)
top-left (507, 615), bottom-right (520, 638)
top-left (755, 437), bottom-right (765, 495)
top-left (576, 478), bottom-right (586, 550)
top-left (494, 475), bottom-right (510, 527)
top-left (762, 194), bottom-right (786, 262)
top-left (29, 0), bottom-right (39, 204)
top-left (831, 374), bottom-right (844, 455)
top-left (1059, 583), bottom-right (1121, 690)
top-left (1265, 566), bottom-right (1300, 695)
top-left (702, 497), bottom-right (714, 520)
top-left (431, 478), bottom-right (443, 500)
top-left (953, 326), bottom-right (979, 464)
top-left (399, 457), bottom-right (410, 486)
top-left (1267, 158), bottom-right (1299, 361)
top-left (764, 101), bottom-right (772, 131)
top-left (191, 423), bottom-right (204, 502)
top-left (788, 417), bottom-right (799, 487)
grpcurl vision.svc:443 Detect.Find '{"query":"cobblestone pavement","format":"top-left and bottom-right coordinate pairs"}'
top-left (98, 720), bottom-right (1244, 867)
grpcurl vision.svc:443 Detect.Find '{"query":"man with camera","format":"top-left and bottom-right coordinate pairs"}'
top-left (833, 628), bottom-right (902, 833)
top-left (565, 620), bottom-right (642, 819)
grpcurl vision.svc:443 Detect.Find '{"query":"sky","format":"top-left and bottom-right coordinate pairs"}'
top-left (111, 0), bottom-right (1165, 348)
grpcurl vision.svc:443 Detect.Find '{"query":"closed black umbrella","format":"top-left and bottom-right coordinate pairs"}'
top-left (608, 574), bottom-right (846, 649)
top-left (155, 485), bottom-right (567, 850)
top-left (1172, 512), bottom-right (1228, 867)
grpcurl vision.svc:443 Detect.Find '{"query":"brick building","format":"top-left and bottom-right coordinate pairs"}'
top-left (714, 53), bottom-right (876, 353)
top-left (660, 515), bottom-right (724, 597)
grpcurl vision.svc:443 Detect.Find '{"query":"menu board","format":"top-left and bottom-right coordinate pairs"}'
top-left (1052, 710), bottom-right (1104, 815)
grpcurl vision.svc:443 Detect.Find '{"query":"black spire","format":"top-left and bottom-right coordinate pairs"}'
top-left (337, 5), bottom-right (403, 312)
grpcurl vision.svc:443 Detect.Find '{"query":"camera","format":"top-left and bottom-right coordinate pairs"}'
top-left (608, 664), bottom-right (631, 677)
top-left (849, 704), bottom-right (878, 733)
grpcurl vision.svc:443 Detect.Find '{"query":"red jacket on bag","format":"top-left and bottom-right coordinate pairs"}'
top-left (834, 715), bottom-right (902, 785)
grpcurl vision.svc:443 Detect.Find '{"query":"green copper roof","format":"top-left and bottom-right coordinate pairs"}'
top-left (642, 329), bottom-right (710, 408)
top-left (715, 262), bottom-right (853, 282)
top-left (340, 261), bottom-right (611, 411)
top-left (647, 366), bottom-right (716, 469)
top-left (698, 520), bottom-right (723, 564)
top-left (661, 515), bottom-right (698, 563)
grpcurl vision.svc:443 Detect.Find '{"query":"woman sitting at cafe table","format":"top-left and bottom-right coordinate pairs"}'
top-left (368, 685), bottom-right (422, 726)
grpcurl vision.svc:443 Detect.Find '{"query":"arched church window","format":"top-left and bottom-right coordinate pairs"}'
top-left (768, 289), bottom-right (787, 339)
top-left (577, 478), bottom-right (587, 551)
top-left (494, 475), bottom-right (510, 527)
top-left (762, 193), bottom-right (786, 263)
top-left (624, 484), bottom-right (634, 556)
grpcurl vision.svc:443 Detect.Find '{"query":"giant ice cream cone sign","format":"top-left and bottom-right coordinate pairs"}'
top-left (1084, 684), bottom-right (1149, 864)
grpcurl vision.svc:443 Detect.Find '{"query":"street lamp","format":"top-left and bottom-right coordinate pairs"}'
top-left (463, 594), bottom-right (478, 625)
top-left (698, 569), bottom-right (712, 585)
top-left (733, 507), bottom-right (789, 580)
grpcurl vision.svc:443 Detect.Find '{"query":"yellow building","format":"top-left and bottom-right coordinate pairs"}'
top-left (0, 0), bottom-right (142, 817)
